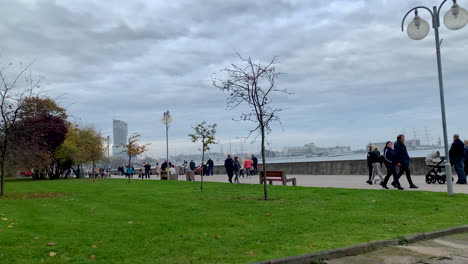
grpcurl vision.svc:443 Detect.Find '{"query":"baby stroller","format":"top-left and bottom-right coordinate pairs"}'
top-left (425, 151), bottom-right (453, 184)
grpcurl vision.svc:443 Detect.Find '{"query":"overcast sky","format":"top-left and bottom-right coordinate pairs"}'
top-left (2, 0), bottom-right (467, 157)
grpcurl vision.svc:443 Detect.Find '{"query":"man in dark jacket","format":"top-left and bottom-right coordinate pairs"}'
top-left (224, 154), bottom-right (235, 183)
top-left (189, 160), bottom-right (196, 171)
top-left (449, 134), bottom-right (466, 184)
top-left (144, 162), bottom-right (151, 179)
top-left (207, 158), bottom-right (214, 176)
top-left (394, 134), bottom-right (418, 189)
top-left (251, 155), bottom-right (258, 175)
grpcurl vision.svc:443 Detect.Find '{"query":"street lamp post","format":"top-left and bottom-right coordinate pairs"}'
top-left (401, 0), bottom-right (468, 196)
top-left (161, 110), bottom-right (172, 162)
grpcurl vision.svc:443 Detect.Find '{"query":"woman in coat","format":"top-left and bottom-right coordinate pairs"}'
top-left (244, 157), bottom-right (253, 176)
top-left (381, 141), bottom-right (404, 190)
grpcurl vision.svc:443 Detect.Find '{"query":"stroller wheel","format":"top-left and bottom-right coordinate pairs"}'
top-left (431, 177), bottom-right (437, 184)
top-left (437, 178), bottom-right (446, 184)
top-left (425, 175), bottom-right (432, 184)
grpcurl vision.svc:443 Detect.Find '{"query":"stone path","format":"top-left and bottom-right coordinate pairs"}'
top-left (326, 233), bottom-right (468, 264)
top-left (112, 174), bottom-right (468, 194)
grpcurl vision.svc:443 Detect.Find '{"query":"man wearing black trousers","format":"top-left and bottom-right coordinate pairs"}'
top-left (394, 134), bottom-right (419, 189)
top-left (224, 154), bottom-right (235, 183)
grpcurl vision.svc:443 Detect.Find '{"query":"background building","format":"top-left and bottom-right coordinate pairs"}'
top-left (112, 120), bottom-right (128, 159)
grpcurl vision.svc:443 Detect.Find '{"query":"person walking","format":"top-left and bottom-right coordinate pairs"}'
top-left (155, 163), bottom-right (161, 177)
top-left (464, 140), bottom-right (468, 177)
top-left (394, 134), bottom-right (418, 189)
top-left (161, 160), bottom-right (169, 174)
top-left (238, 156), bottom-right (245, 178)
top-left (366, 145), bottom-right (374, 185)
top-left (207, 158), bottom-right (214, 176)
top-left (189, 160), bottom-right (196, 172)
top-left (449, 134), bottom-right (467, 184)
top-left (126, 165), bottom-right (134, 179)
top-left (251, 155), bottom-right (258, 175)
top-left (369, 145), bottom-right (384, 185)
top-left (224, 154), bottom-right (235, 183)
top-left (244, 157), bottom-right (252, 176)
top-left (382, 141), bottom-right (404, 190)
top-left (233, 157), bottom-right (241, 183)
top-left (144, 162), bottom-right (151, 179)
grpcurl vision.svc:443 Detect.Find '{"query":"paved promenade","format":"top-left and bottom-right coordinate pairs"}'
top-left (113, 174), bottom-right (468, 194)
top-left (328, 233), bottom-right (468, 264)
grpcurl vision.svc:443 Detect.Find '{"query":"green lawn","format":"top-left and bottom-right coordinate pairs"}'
top-left (0, 178), bottom-right (467, 264)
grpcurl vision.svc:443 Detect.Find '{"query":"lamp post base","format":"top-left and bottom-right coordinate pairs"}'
top-left (445, 162), bottom-right (454, 196)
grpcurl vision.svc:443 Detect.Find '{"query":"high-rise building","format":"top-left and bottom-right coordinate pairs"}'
top-left (112, 120), bottom-right (128, 159)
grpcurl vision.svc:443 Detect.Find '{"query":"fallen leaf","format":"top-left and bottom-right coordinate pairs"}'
top-left (90, 255), bottom-right (95, 260)
top-left (49, 252), bottom-right (56, 257)
top-left (34, 237), bottom-right (40, 240)
top-left (99, 241), bottom-right (103, 244)
top-left (1, 218), bottom-right (8, 221)
top-left (214, 235), bottom-right (222, 239)
top-left (92, 245), bottom-right (97, 248)
top-left (247, 250), bottom-right (255, 255)
top-left (47, 242), bottom-right (57, 246)
top-left (266, 213), bottom-right (271, 216)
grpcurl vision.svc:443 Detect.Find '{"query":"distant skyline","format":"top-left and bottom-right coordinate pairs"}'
top-left (1, 0), bottom-right (467, 158)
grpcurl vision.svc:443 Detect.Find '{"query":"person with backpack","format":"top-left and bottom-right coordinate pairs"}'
top-left (369, 145), bottom-right (384, 185)
top-left (381, 141), bottom-right (404, 190)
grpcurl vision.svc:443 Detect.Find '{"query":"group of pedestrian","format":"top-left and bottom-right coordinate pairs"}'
top-left (367, 134), bottom-right (419, 190)
top-left (224, 154), bottom-right (258, 183)
top-left (367, 133), bottom-right (468, 190)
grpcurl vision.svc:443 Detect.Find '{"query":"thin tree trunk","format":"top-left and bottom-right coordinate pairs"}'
top-left (1, 139), bottom-right (7, 197)
top-left (128, 156), bottom-right (131, 184)
top-left (261, 126), bottom-right (267, 200)
top-left (201, 142), bottom-right (205, 191)
top-left (92, 163), bottom-right (95, 183)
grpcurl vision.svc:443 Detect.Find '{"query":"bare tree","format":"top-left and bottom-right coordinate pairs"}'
top-left (213, 53), bottom-right (289, 200)
top-left (0, 61), bottom-right (44, 197)
top-left (188, 121), bottom-right (217, 190)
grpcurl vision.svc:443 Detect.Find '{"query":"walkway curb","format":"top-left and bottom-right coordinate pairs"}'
top-left (252, 225), bottom-right (468, 264)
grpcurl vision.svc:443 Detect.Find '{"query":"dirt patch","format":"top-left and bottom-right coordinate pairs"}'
top-left (2, 192), bottom-right (71, 200)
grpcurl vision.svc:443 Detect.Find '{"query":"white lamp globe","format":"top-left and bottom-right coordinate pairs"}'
top-left (407, 13), bottom-right (430, 40)
top-left (444, 2), bottom-right (468, 30)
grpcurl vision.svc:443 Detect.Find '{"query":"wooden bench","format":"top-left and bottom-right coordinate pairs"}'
top-left (260, 170), bottom-right (296, 186)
